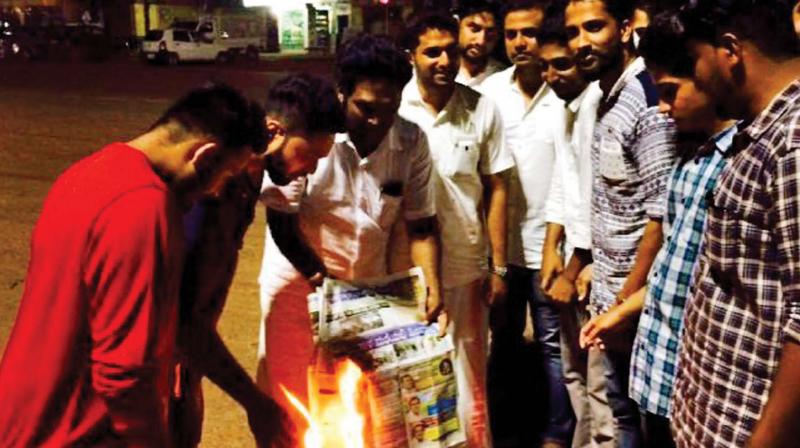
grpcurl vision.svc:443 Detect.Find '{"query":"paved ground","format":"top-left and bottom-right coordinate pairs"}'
top-left (0, 55), bottom-right (332, 447)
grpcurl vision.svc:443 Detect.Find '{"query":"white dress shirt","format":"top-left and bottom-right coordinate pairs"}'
top-left (544, 81), bottom-right (603, 251)
top-left (482, 66), bottom-right (562, 269)
top-left (259, 117), bottom-right (436, 283)
top-left (456, 58), bottom-right (507, 93)
top-left (399, 81), bottom-right (514, 288)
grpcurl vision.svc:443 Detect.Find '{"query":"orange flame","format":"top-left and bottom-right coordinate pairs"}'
top-left (281, 359), bottom-right (366, 448)
top-left (280, 385), bottom-right (323, 448)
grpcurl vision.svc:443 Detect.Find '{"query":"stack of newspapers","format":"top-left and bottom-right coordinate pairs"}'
top-left (308, 268), bottom-right (466, 448)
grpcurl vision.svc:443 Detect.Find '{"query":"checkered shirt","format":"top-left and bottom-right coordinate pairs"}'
top-left (629, 125), bottom-right (736, 417)
top-left (672, 79), bottom-right (800, 447)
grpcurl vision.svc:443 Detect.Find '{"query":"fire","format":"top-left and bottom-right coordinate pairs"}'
top-left (281, 359), bottom-right (366, 448)
top-left (280, 385), bottom-right (323, 448)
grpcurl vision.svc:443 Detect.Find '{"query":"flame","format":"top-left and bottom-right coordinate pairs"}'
top-left (281, 359), bottom-right (366, 448)
top-left (338, 360), bottom-right (365, 448)
top-left (280, 385), bottom-right (323, 448)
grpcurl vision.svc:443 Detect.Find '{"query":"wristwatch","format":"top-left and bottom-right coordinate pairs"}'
top-left (490, 264), bottom-right (508, 279)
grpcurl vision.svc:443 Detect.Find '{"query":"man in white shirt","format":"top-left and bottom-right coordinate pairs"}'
top-left (455, 0), bottom-right (507, 92)
top-left (256, 35), bottom-right (445, 430)
top-left (399, 12), bottom-right (514, 447)
top-left (480, 2), bottom-right (574, 446)
top-left (537, 8), bottom-right (614, 448)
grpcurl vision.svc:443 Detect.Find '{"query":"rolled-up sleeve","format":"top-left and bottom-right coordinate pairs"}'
top-left (259, 171), bottom-right (306, 213)
top-left (634, 108), bottom-right (677, 220)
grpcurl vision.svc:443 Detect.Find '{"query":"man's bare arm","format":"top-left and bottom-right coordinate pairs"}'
top-left (267, 208), bottom-right (326, 281)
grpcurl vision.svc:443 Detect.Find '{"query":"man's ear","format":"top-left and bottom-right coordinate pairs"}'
top-left (718, 32), bottom-right (743, 69)
top-left (187, 141), bottom-right (219, 167)
top-left (264, 117), bottom-right (287, 155)
top-left (619, 18), bottom-right (634, 47)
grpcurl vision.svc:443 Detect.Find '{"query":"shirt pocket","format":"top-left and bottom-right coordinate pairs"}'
top-left (376, 192), bottom-right (403, 231)
top-left (598, 130), bottom-right (629, 183)
top-left (449, 133), bottom-right (480, 177)
top-left (706, 189), bottom-right (774, 284)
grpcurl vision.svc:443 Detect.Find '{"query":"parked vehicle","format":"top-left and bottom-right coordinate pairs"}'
top-left (143, 28), bottom-right (238, 64)
top-left (140, 10), bottom-right (265, 65)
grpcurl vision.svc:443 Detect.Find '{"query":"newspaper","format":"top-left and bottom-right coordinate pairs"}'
top-left (308, 268), bottom-right (466, 448)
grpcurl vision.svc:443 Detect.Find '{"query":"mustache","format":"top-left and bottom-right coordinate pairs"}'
top-left (575, 46), bottom-right (595, 60)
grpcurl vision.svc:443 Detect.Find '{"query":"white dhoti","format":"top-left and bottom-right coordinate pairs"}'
top-left (444, 276), bottom-right (491, 448)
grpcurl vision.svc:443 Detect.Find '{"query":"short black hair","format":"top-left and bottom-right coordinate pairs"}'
top-left (455, 0), bottom-right (498, 20)
top-left (538, 2), bottom-right (569, 46)
top-left (152, 83), bottom-right (267, 154)
top-left (679, 0), bottom-right (798, 57)
top-left (639, 12), bottom-right (694, 77)
top-left (265, 73), bottom-right (345, 135)
top-left (402, 12), bottom-right (460, 52)
top-left (568, 0), bottom-right (635, 23)
top-left (500, 0), bottom-right (552, 22)
top-left (336, 33), bottom-right (413, 97)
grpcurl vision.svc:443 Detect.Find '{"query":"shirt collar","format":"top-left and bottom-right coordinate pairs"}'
top-left (403, 79), bottom-right (465, 124)
top-left (713, 123), bottom-right (738, 155)
top-left (737, 78), bottom-right (800, 148)
top-left (567, 85), bottom-right (590, 113)
top-left (505, 66), bottom-right (551, 113)
top-left (336, 124), bottom-right (400, 160)
top-left (606, 57), bottom-right (646, 101)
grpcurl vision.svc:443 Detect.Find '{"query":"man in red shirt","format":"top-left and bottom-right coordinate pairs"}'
top-left (0, 84), bottom-right (267, 447)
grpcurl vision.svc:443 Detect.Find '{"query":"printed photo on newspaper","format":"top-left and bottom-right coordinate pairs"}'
top-left (307, 268), bottom-right (466, 448)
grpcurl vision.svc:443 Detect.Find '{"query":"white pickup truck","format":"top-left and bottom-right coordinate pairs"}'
top-left (141, 13), bottom-right (264, 64)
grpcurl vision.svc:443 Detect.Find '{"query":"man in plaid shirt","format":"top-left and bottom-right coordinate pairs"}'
top-left (578, 13), bottom-right (737, 448)
top-left (669, 1), bottom-right (800, 446)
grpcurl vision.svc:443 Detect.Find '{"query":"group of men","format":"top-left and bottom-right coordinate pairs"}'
top-left (1, 0), bottom-right (800, 448)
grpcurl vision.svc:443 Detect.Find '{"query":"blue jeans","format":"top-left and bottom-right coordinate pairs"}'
top-left (488, 266), bottom-right (575, 445)
top-left (602, 335), bottom-right (642, 448)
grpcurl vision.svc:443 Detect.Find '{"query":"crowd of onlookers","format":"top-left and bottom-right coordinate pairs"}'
top-left (1, 0), bottom-right (799, 447)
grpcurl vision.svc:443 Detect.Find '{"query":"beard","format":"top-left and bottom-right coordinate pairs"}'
top-left (577, 41), bottom-right (624, 81)
top-left (461, 44), bottom-right (488, 63)
top-left (265, 151), bottom-right (291, 186)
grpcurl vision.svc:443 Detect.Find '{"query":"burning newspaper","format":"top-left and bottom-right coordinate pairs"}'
top-left (307, 268), bottom-right (466, 448)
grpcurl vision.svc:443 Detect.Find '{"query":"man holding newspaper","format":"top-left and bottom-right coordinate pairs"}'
top-left (256, 34), bottom-right (446, 432)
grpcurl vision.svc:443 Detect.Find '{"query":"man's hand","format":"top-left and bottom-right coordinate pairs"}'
top-left (245, 393), bottom-right (297, 448)
top-left (540, 250), bottom-right (564, 292)
top-left (486, 273), bottom-right (508, 308)
top-left (547, 273), bottom-right (577, 306)
top-left (307, 271), bottom-right (326, 288)
top-left (421, 291), bottom-right (448, 337)
top-left (576, 264), bottom-right (593, 302)
top-left (579, 304), bottom-right (634, 349)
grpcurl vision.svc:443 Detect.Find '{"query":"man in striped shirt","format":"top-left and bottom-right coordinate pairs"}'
top-left (553, 0), bottom-right (676, 446)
